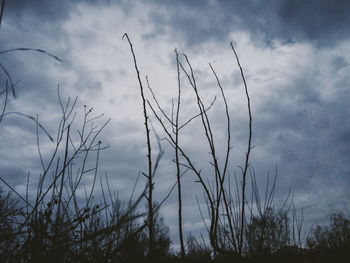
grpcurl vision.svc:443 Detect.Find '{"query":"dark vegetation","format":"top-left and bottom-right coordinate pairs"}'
top-left (0, 1), bottom-right (349, 262)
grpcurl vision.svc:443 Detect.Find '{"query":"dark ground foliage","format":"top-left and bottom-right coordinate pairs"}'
top-left (1, 187), bottom-right (349, 262)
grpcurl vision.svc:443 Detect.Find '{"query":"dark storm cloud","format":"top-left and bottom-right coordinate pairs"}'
top-left (1, 0), bottom-right (135, 23)
top-left (279, 0), bottom-right (350, 44)
top-left (0, 165), bottom-right (28, 194)
top-left (148, 0), bottom-right (350, 46)
top-left (0, 53), bottom-right (61, 103)
top-left (2, 0), bottom-right (112, 21)
top-left (5, 0), bottom-right (350, 45)
top-left (251, 56), bottom-right (350, 198)
top-left (2, 0), bottom-right (72, 21)
top-left (3, 0), bottom-right (349, 46)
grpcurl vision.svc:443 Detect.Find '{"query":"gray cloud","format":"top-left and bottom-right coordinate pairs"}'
top-left (147, 0), bottom-right (350, 46)
top-left (2, 0), bottom-right (137, 24)
top-left (279, 0), bottom-right (350, 44)
top-left (2, 0), bottom-right (72, 22)
top-left (5, 0), bottom-right (349, 46)
top-left (251, 50), bottom-right (350, 201)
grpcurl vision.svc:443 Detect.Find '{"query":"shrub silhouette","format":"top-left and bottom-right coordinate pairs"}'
top-left (0, 188), bottom-right (23, 262)
top-left (307, 212), bottom-right (350, 263)
top-left (245, 207), bottom-right (290, 257)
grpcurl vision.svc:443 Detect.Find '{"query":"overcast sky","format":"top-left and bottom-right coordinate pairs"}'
top-left (1, 0), bottom-right (349, 247)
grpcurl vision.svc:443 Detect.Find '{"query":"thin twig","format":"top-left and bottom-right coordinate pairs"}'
top-left (0, 48), bottom-right (62, 62)
top-left (230, 42), bottom-right (252, 256)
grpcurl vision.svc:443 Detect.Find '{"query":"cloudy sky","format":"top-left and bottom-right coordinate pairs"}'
top-left (1, 0), bottom-right (349, 246)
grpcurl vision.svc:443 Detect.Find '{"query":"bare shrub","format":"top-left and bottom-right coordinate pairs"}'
top-left (307, 212), bottom-right (350, 262)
